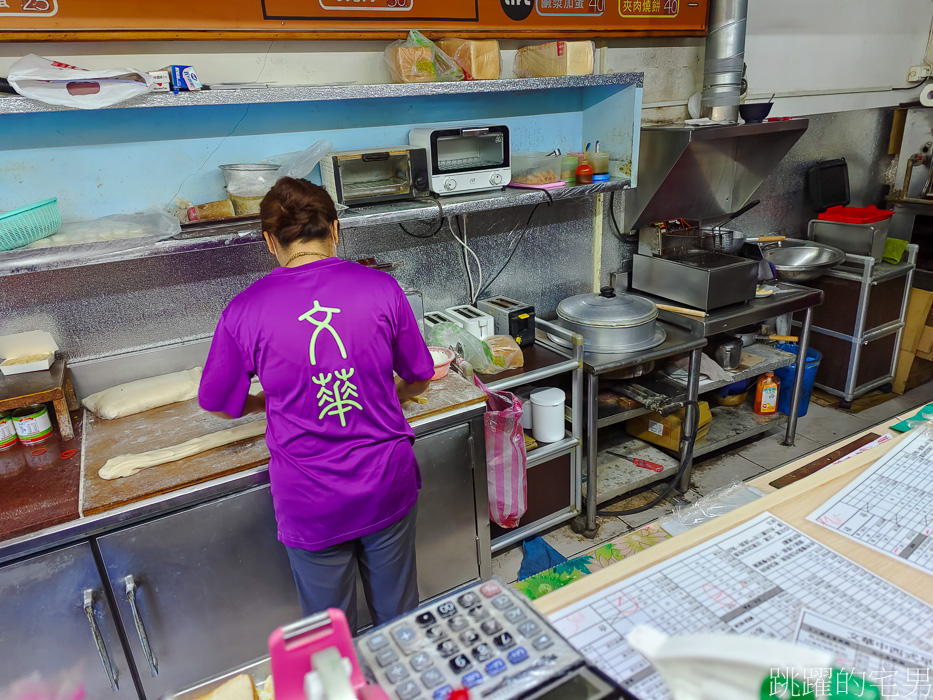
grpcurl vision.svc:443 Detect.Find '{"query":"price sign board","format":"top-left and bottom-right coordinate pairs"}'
top-left (0, 0), bottom-right (708, 40)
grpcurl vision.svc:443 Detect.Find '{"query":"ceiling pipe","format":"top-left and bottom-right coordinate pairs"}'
top-left (702, 0), bottom-right (748, 122)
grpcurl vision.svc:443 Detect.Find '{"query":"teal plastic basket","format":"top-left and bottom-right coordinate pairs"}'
top-left (0, 198), bottom-right (61, 251)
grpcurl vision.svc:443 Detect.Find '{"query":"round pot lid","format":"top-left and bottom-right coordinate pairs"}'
top-left (557, 287), bottom-right (658, 327)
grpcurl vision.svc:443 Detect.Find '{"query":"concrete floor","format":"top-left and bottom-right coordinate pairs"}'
top-left (491, 381), bottom-right (933, 584)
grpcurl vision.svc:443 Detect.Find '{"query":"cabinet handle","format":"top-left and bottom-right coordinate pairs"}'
top-left (124, 575), bottom-right (159, 676)
top-left (83, 589), bottom-right (119, 691)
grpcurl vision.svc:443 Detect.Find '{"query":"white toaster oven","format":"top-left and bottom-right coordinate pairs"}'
top-left (409, 125), bottom-right (511, 196)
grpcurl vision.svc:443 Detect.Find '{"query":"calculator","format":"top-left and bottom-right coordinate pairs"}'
top-left (354, 578), bottom-right (629, 700)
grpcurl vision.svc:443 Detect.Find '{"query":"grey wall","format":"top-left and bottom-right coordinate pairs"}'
top-left (728, 108), bottom-right (894, 239)
top-left (0, 197), bottom-right (606, 363)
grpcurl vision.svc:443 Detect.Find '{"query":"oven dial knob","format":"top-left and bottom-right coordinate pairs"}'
top-left (444, 178), bottom-right (457, 191)
top-left (489, 172), bottom-right (503, 186)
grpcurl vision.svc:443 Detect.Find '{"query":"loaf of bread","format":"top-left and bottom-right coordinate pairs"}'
top-left (194, 674), bottom-right (258, 700)
top-left (515, 41), bottom-right (595, 78)
top-left (387, 45), bottom-right (436, 83)
top-left (436, 39), bottom-right (501, 80)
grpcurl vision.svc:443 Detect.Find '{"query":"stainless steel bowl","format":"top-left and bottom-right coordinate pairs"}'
top-left (760, 239), bottom-right (846, 282)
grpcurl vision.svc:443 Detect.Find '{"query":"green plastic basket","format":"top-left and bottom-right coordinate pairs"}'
top-left (0, 198), bottom-right (61, 252)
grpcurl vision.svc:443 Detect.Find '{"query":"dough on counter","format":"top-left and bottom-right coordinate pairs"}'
top-left (193, 674), bottom-right (258, 700)
top-left (83, 367), bottom-right (203, 420)
top-left (98, 419), bottom-right (267, 480)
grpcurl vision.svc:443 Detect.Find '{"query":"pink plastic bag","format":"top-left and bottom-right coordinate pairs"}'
top-left (474, 376), bottom-right (527, 528)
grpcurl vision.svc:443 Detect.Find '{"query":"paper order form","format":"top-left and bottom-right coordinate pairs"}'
top-left (548, 513), bottom-right (933, 700)
top-left (808, 428), bottom-right (933, 576)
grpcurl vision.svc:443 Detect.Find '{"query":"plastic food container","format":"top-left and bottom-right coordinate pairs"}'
top-left (511, 152), bottom-right (562, 186)
top-left (530, 388), bottom-right (565, 443)
top-left (428, 346), bottom-right (455, 380)
top-left (561, 155), bottom-right (579, 183)
top-left (585, 151), bottom-right (610, 181)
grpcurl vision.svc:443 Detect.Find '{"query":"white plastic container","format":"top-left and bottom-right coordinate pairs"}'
top-left (530, 388), bottom-right (565, 443)
top-left (513, 385), bottom-right (536, 431)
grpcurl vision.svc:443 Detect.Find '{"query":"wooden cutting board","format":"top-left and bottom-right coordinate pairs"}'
top-left (81, 400), bottom-right (269, 516)
top-left (81, 372), bottom-right (486, 516)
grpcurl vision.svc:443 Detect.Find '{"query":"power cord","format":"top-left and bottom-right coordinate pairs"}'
top-left (399, 198), bottom-right (445, 238)
top-left (596, 400), bottom-right (700, 516)
top-left (608, 190), bottom-right (638, 243)
top-left (475, 191), bottom-right (553, 300)
top-left (448, 215), bottom-right (484, 305)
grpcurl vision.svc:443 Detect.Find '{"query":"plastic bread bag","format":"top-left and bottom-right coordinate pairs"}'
top-left (514, 40), bottom-right (596, 78)
top-left (435, 39), bottom-right (502, 80)
top-left (260, 139), bottom-right (333, 180)
top-left (486, 335), bottom-right (524, 372)
top-left (426, 322), bottom-right (496, 373)
top-left (385, 30), bottom-right (464, 84)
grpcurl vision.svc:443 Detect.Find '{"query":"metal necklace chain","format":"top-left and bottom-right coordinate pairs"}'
top-left (284, 250), bottom-right (331, 267)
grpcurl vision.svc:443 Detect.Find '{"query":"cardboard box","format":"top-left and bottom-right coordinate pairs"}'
top-left (895, 349), bottom-right (933, 395)
top-left (626, 401), bottom-right (712, 452)
top-left (147, 70), bottom-right (170, 92)
top-left (900, 288), bottom-right (933, 354)
top-left (919, 325), bottom-right (933, 356)
top-left (162, 65), bottom-right (201, 91)
top-left (0, 330), bottom-right (58, 376)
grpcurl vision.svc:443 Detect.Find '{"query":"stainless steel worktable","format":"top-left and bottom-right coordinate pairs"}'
top-left (578, 324), bottom-right (707, 537)
top-left (640, 282), bottom-right (824, 448)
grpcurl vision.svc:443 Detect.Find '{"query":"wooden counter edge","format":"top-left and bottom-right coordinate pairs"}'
top-left (534, 429), bottom-right (914, 617)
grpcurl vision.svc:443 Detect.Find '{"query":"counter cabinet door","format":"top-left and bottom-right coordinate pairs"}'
top-left (0, 541), bottom-right (137, 699)
top-left (414, 421), bottom-right (486, 598)
top-left (95, 485), bottom-right (300, 700)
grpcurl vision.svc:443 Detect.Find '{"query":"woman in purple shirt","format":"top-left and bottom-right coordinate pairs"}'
top-left (199, 177), bottom-right (434, 630)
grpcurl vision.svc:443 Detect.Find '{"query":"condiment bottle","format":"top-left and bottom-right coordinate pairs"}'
top-left (754, 372), bottom-right (780, 415)
top-left (576, 158), bottom-right (594, 185)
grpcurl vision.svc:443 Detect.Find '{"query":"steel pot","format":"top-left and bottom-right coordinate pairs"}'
top-left (555, 287), bottom-right (666, 354)
top-left (760, 239), bottom-right (846, 282)
top-left (712, 336), bottom-right (743, 370)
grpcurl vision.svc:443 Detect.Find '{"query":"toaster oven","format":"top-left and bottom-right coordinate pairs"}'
top-left (409, 125), bottom-right (511, 196)
top-left (320, 147), bottom-right (430, 206)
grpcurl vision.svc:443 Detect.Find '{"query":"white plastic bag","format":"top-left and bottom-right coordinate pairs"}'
top-left (260, 139), bottom-right (334, 180)
top-left (7, 54), bottom-right (153, 110)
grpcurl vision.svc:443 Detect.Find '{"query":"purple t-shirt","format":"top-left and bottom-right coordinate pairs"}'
top-left (199, 258), bottom-right (434, 551)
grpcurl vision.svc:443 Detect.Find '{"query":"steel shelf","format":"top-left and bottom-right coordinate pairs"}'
top-left (527, 434), bottom-right (579, 469)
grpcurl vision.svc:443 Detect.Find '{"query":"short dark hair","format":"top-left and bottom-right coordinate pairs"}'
top-left (260, 177), bottom-right (338, 247)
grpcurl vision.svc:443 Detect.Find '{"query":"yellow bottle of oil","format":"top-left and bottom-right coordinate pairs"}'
top-left (754, 372), bottom-right (780, 415)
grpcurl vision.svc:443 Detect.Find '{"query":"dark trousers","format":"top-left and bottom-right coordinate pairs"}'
top-left (286, 504), bottom-right (419, 631)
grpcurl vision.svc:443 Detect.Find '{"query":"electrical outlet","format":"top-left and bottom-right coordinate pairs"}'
top-left (908, 64), bottom-right (932, 82)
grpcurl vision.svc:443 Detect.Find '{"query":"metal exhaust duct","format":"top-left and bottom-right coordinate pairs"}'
top-left (702, 0), bottom-right (748, 122)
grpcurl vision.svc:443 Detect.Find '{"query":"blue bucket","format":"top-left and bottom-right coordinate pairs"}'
top-left (773, 343), bottom-right (822, 417)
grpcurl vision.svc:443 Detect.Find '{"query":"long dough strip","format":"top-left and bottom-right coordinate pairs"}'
top-left (98, 419), bottom-right (267, 480)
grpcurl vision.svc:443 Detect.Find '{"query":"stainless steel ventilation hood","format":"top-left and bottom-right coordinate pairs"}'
top-left (629, 119), bottom-right (809, 229)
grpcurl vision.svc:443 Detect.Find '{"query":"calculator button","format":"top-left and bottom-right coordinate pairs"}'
top-left (396, 680), bottom-right (421, 700)
top-left (416, 612), bottom-right (437, 627)
top-left (480, 582), bottom-right (501, 598)
top-left (517, 621), bottom-right (540, 637)
top-left (449, 654), bottom-right (472, 674)
top-left (493, 632), bottom-right (515, 650)
top-left (491, 594), bottom-right (513, 610)
top-left (485, 659), bottom-right (507, 676)
top-left (480, 619), bottom-right (502, 636)
top-left (533, 634), bottom-right (554, 651)
top-left (508, 647), bottom-right (529, 665)
top-left (410, 653), bottom-right (432, 672)
top-left (433, 686), bottom-right (453, 700)
top-left (436, 640), bottom-right (459, 658)
top-left (393, 626), bottom-right (418, 646)
top-left (472, 643), bottom-right (494, 662)
top-left (386, 664), bottom-right (410, 684)
top-left (437, 602), bottom-right (457, 618)
top-left (366, 633), bottom-right (390, 652)
top-left (468, 606), bottom-right (490, 622)
top-left (460, 629), bottom-right (481, 645)
top-left (426, 625), bottom-right (448, 641)
top-left (421, 668), bottom-right (445, 689)
top-left (448, 615), bottom-right (469, 632)
top-left (504, 606), bottom-right (525, 623)
top-left (458, 592), bottom-right (480, 608)
top-left (463, 671), bottom-right (484, 688)
top-left (377, 648), bottom-right (400, 667)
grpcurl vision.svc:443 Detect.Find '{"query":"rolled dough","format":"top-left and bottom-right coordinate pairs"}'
top-left (98, 419), bottom-right (267, 480)
top-left (83, 367), bottom-right (203, 420)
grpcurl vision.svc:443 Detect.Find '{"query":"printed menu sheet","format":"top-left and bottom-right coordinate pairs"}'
top-left (808, 429), bottom-right (933, 575)
top-left (548, 513), bottom-right (933, 700)
top-left (793, 611), bottom-right (933, 700)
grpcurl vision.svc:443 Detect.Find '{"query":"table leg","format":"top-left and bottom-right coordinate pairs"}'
top-left (64, 372), bottom-right (79, 411)
top-left (52, 396), bottom-right (75, 441)
top-left (677, 347), bottom-right (702, 493)
top-left (783, 307), bottom-right (813, 447)
top-left (584, 373), bottom-right (600, 537)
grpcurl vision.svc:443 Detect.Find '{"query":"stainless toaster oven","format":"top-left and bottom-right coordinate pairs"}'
top-left (320, 147), bottom-right (430, 206)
